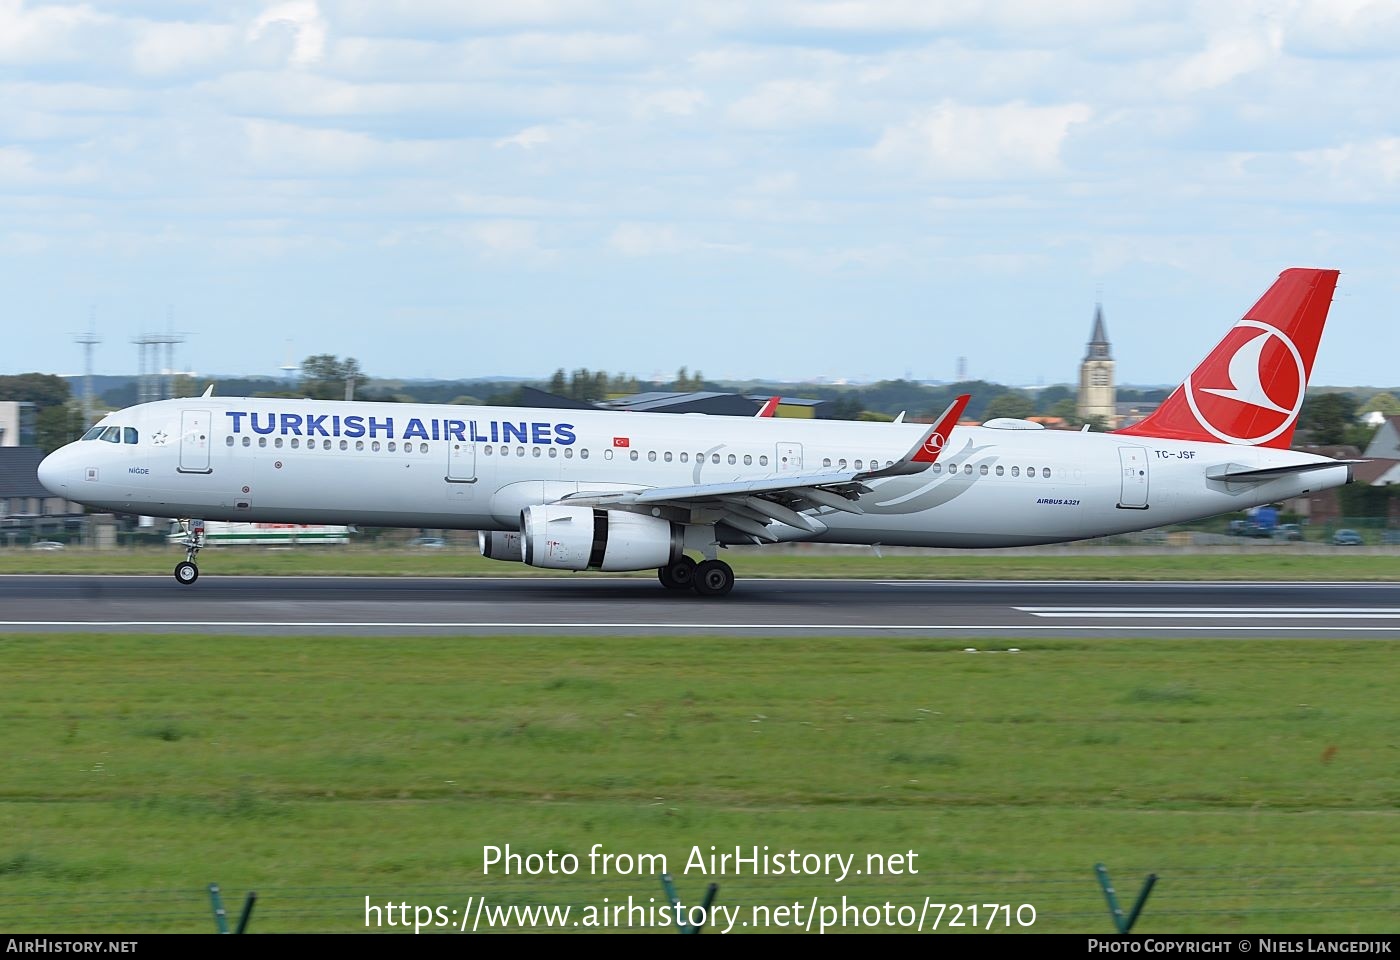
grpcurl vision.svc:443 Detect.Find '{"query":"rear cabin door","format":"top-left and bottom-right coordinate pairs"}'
top-left (1117, 446), bottom-right (1149, 509)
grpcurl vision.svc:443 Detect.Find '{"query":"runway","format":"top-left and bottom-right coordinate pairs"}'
top-left (2, 575), bottom-right (1398, 637)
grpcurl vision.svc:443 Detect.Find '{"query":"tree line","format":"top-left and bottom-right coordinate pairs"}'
top-left (4, 360), bottom-right (1397, 454)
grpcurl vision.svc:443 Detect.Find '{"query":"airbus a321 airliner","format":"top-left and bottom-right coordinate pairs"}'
top-left (38, 268), bottom-right (1354, 597)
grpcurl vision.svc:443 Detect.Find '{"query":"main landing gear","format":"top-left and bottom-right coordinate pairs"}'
top-left (657, 556), bottom-right (734, 597)
top-left (174, 519), bottom-right (205, 585)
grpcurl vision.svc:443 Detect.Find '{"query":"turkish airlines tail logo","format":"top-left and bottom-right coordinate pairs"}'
top-left (1117, 268), bottom-right (1338, 449)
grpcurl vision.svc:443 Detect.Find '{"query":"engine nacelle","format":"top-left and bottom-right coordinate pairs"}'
top-left (478, 529), bottom-right (524, 562)
top-left (520, 505), bottom-right (683, 572)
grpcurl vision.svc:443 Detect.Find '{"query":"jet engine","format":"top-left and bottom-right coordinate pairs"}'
top-left (520, 505), bottom-right (683, 571)
top-left (478, 529), bottom-right (524, 562)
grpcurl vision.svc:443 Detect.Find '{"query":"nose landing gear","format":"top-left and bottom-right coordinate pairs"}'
top-left (174, 519), bottom-right (205, 585)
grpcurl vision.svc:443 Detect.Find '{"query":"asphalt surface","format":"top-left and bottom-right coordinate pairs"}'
top-left (2, 575), bottom-right (1398, 637)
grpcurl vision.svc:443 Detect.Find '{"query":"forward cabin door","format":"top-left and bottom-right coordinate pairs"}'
top-left (1117, 446), bottom-right (1149, 509)
top-left (178, 409), bottom-right (212, 474)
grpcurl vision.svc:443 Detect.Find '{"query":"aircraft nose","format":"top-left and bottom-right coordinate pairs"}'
top-left (37, 448), bottom-right (68, 495)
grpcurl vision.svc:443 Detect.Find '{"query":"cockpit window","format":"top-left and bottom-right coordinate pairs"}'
top-left (123, 427), bottom-right (138, 444)
top-left (81, 426), bottom-right (105, 441)
top-left (100, 426), bottom-right (121, 443)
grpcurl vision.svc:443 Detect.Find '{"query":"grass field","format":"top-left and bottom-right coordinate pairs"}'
top-left (3, 544), bottom-right (1400, 581)
top-left (0, 633), bottom-right (1395, 934)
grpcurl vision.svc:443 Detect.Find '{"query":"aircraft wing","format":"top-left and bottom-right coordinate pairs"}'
top-left (558, 395), bottom-right (970, 542)
top-left (754, 396), bottom-right (780, 418)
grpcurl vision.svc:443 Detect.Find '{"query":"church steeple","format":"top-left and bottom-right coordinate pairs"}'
top-left (1077, 301), bottom-right (1117, 426)
top-left (1085, 303), bottom-right (1111, 361)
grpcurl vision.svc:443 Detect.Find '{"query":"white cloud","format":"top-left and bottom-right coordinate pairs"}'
top-left (1296, 137), bottom-right (1400, 197)
top-left (249, 0), bottom-right (328, 67)
top-left (240, 118), bottom-right (444, 174)
top-left (0, 0), bottom-right (108, 64)
top-left (727, 79), bottom-right (835, 129)
top-left (469, 219), bottom-right (541, 255)
top-left (608, 222), bottom-right (687, 256)
top-left (631, 88), bottom-right (706, 119)
top-left (494, 125), bottom-right (553, 150)
top-left (129, 20), bottom-right (237, 76)
top-left (1165, 23), bottom-right (1282, 94)
top-left (871, 101), bottom-right (1092, 179)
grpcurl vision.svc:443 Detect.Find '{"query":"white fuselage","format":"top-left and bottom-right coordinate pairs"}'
top-left (39, 396), bottom-right (1350, 549)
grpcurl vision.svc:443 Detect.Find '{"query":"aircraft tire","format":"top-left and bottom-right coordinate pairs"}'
top-left (174, 561), bottom-right (199, 585)
top-left (658, 556), bottom-right (698, 591)
top-left (693, 559), bottom-right (734, 597)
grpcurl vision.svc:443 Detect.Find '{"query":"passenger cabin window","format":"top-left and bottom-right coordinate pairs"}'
top-left (1027, 467), bottom-right (1037, 478)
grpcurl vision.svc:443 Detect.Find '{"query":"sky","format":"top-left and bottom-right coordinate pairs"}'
top-left (2, 1), bottom-right (1399, 388)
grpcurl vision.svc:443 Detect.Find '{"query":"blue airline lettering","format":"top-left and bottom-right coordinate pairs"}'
top-left (222, 412), bottom-right (576, 445)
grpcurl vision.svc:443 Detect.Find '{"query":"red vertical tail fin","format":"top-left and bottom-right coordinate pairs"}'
top-left (1115, 268), bottom-right (1339, 449)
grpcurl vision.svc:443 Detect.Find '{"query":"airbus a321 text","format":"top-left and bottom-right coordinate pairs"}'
top-left (38, 268), bottom-right (1354, 597)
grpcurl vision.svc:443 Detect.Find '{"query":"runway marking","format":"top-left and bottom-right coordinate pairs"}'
top-left (3, 620), bottom-right (1400, 634)
top-left (1017, 607), bottom-right (1400, 619)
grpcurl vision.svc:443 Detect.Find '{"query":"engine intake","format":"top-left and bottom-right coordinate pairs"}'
top-left (520, 505), bottom-right (683, 571)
